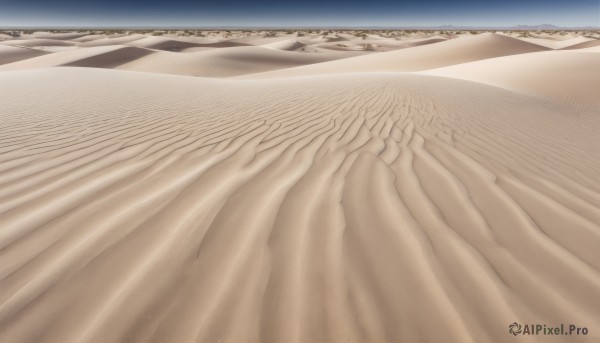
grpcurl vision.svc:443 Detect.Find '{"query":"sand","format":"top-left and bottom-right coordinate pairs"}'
top-left (0, 30), bottom-right (599, 343)
top-left (0, 46), bottom-right (49, 65)
top-left (425, 50), bottom-right (600, 108)
top-left (240, 33), bottom-right (549, 79)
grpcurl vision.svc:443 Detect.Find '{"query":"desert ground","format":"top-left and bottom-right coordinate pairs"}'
top-left (0, 29), bottom-right (599, 342)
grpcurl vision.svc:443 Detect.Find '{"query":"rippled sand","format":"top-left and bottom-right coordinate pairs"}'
top-left (1, 30), bottom-right (599, 342)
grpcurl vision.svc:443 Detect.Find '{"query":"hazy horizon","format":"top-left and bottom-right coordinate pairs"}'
top-left (1, 0), bottom-right (598, 28)
top-left (1, 24), bottom-right (599, 30)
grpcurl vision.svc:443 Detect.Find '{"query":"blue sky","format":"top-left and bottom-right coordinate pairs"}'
top-left (0, 0), bottom-right (598, 27)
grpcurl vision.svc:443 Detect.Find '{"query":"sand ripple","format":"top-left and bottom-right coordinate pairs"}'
top-left (0, 68), bottom-right (598, 342)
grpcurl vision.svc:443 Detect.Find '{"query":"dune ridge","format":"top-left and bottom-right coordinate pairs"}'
top-left (0, 46), bottom-right (49, 65)
top-left (0, 45), bottom-right (155, 71)
top-left (116, 46), bottom-right (366, 77)
top-left (241, 33), bottom-right (548, 78)
top-left (425, 50), bottom-right (600, 108)
top-left (124, 36), bottom-right (252, 51)
top-left (561, 39), bottom-right (600, 50)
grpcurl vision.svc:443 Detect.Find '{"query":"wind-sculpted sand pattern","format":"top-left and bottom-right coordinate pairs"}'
top-left (0, 68), bottom-right (599, 342)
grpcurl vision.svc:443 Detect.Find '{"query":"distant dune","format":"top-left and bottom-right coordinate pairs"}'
top-left (1, 39), bottom-right (76, 47)
top-left (425, 50), bottom-right (600, 108)
top-left (515, 36), bottom-right (592, 48)
top-left (242, 33), bottom-right (549, 78)
top-left (0, 46), bottom-right (49, 65)
top-left (561, 39), bottom-right (600, 50)
top-left (0, 29), bottom-right (599, 343)
top-left (115, 45), bottom-right (367, 77)
top-left (125, 36), bottom-right (252, 51)
top-left (76, 34), bottom-right (148, 47)
top-left (0, 45), bottom-right (154, 70)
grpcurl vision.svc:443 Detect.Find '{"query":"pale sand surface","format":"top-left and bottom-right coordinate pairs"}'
top-left (0, 30), bottom-right (599, 343)
top-left (0, 46), bottom-right (49, 65)
top-left (560, 39), bottom-right (600, 50)
top-left (425, 50), bottom-right (600, 107)
top-left (510, 35), bottom-right (593, 49)
top-left (116, 47), bottom-right (367, 77)
top-left (239, 33), bottom-right (549, 79)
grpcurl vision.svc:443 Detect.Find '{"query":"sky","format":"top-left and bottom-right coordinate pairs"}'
top-left (0, 0), bottom-right (598, 28)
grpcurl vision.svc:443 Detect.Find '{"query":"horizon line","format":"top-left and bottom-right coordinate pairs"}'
top-left (2, 24), bottom-right (599, 31)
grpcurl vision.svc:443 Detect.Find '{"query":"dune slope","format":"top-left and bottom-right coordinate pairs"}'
top-left (0, 68), bottom-right (598, 343)
top-left (76, 34), bottom-right (147, 47)
top-left (0, 46), bottom-right (155, 70)
top-left (425, 50), bottom-right (600, 108)
top-left (561, 39), bottom-right (600, 50)
top-left (241, 33), bottom-right (548, 79)
top-left (117, 46), bottom-right (365, 77)
top-left (1, 39), bottom-right (76, 48)
top-left (0, 46), bottom-right (49, 65)
top-left (124, 36), bottom-right (252, 51)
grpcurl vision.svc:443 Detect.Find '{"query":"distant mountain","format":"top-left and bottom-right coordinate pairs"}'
top-left (398, 24), bottom-right (598, 31)
top-left (510, 24), bottom-right (562, 30)
top-left (319, 24), bottom-right (599, 31)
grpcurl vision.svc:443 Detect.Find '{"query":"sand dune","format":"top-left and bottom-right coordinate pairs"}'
top-left (425, 50), bottom-right (600, 108)
top-left (0, 67), bottom-right (598, 343)
top-left (241, 33), bottom-right (548, 79)
top-left (561, 39), bottom-right (600, 50)
top-left (514, 35), bottom-right (594, 49)
top-left (228, 34), bottom-right (300, 45)
top-left (0, 46), bottom-right (49, 65)
top-left (0, 45), bottom-right (155, 70)
top-left (0, 39), bottom-right (76, 47)
top-left (117, 46), bottom-right (365, 77)
top-left (62, 47), bottom-right (155, 68)
top-left (24, 32), bottom-right (90, 40)
top-left (262, 39), bottom-right (307, 51)
top-left (70, 34), bottom-right (111, 43)
top-left (313, 37), bottom-right (446, 52)
top-left (125, 36), bottom-right (251, 52)
top-left (1, 30), bottom-right (599, 343)
top-left (77, 34), bottom-right (147, 47)
top-left (0, 31), bottom-right (571, 79)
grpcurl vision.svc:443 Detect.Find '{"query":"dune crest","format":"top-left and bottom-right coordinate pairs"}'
top-left (425, 50), bottom-right (600, 107)
top-left (241, 33), bottom-right (548, 79)
top-left (0, 46), bottom-right (49, 65)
